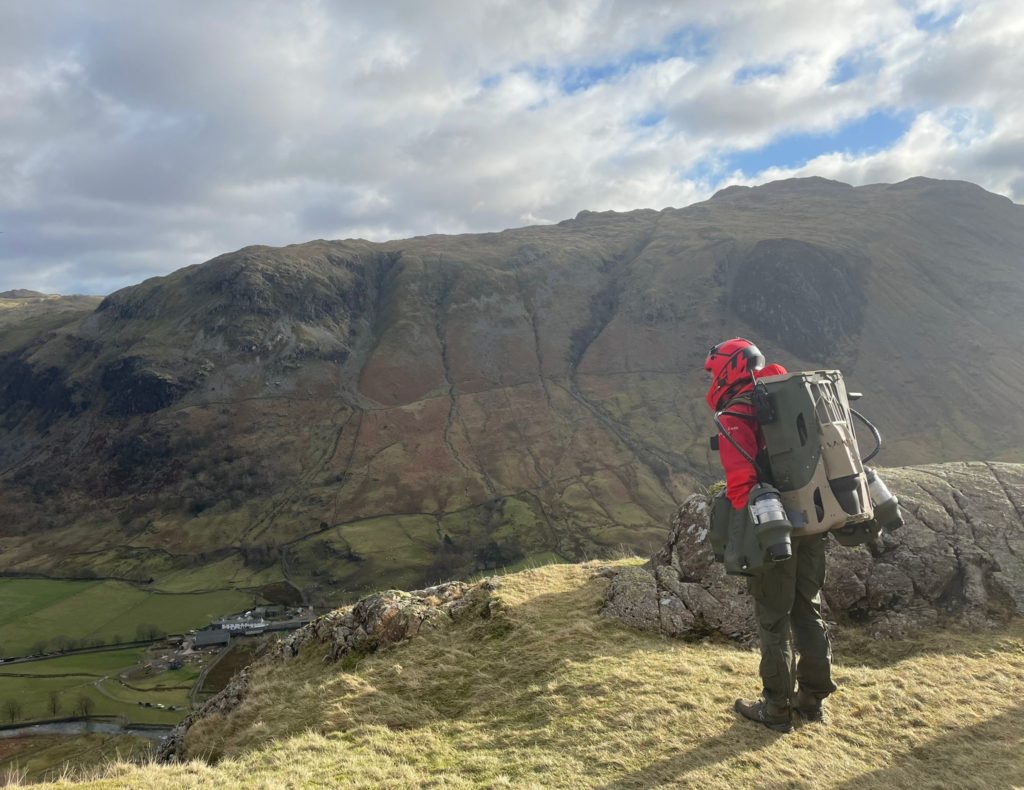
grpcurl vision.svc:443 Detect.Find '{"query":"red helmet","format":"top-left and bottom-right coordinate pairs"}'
top-left (704, 337), bottom-right (765, 410)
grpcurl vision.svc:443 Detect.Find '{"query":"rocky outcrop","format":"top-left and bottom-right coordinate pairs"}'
top-left (157, 578), bottom-right (499, 762)
top-left (275, 578), bottom-right (501, 662)
top-left (0, 354), bottom-right (79, 424)
top-left (100, 357), bottom-right (191, 416)
top-left (602, 462), bottom-right (1024, 641)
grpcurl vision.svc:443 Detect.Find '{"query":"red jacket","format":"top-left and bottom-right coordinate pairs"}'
top-left (715, 364), bottom-right (787, 508)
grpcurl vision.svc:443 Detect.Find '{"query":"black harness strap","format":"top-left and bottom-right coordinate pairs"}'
top-left (713, 392), bottom-right (769, 483)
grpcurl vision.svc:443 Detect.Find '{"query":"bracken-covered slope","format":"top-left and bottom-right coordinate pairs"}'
top-left (1, 177), bottom-right (1022, 604)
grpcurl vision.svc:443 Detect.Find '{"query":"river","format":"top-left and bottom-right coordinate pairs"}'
top-left (0, 719), bottom-right (172, 740)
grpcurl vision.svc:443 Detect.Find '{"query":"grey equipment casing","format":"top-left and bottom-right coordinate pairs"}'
top-left (755, 370), bottom-right (874, 536)
top-left (723, 495), bottom-right (770, 576)
top-left (708, 489), bottom-right (731, 562)
top-left (711, 486), bottom-right (784, 576)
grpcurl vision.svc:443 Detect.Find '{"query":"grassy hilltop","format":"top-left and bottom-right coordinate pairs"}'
top-left (26, 561), bottom-right (1024, 789)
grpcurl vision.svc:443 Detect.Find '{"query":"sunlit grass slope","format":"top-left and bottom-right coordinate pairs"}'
top-left (47, 560), bottom-right (1024, 788)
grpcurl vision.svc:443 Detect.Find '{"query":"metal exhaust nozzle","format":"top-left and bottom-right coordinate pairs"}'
top-left (866, 468), bottom-right (904, 530)
top-left (749, 485), bottom-right (793, 561)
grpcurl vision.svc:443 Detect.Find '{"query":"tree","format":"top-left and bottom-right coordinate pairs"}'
top-left (74, 695), bottom-right (95, 717)
top-left (4, 698), bottom-right (22, 723)
top-left (48, 690), bottom-right (61, 716)
top-left (135, 623), bottom-right (166, 641)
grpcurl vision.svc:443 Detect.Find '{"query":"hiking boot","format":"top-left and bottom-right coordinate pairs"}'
top-left (733, 698), bottom-right (793, 733)
top-left (793, 689), bottom-right (825, 723)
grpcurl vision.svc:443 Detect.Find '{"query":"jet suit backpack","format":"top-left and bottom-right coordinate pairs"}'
top-left (708, 370), bottom-right (904, 576)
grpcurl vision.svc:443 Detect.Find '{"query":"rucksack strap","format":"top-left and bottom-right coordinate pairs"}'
top-left (714, 393), bottom-right (770, 483)
top-left (722, 392), bottom-right (753, 410)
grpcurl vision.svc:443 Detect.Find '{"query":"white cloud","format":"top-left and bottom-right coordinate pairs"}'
top-left (755, 1), bottom-right (1024, 196)
top-left (0, 0), bottom-right (1021, 294)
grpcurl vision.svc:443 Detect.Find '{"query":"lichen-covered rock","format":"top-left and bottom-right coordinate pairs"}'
top-left (157, 577), bottom-right (500, 763)
top-left (602, 567), bottom-right (662, 633)
top-left (278, 579), bottom-right (499, 663)
top-left (155, 666), bottom-right (252, 763)
top-left (603, 462), bottom-right (1024, 641)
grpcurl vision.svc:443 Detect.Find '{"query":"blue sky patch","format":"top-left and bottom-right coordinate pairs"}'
top-left (829, 51), bottom-right (886, 85)
top-left (725, 110), bottom-right (915, 174)
top-left (635, 110), bottom-right (666, 128)
top-left (914, 7), bottom-right (961, 32)
top-left (830, 54), bottom-right (860, 85)
top-left (663, 25), bottom-right (715, 62)
top-left (513, 24), bottom-right (715, 96)
top-left (479, 73), bottom-right (502, 90)
top-left (734, 63), bottom-right (786, 83)
top-left (559, 60), bottom-right (638, 94)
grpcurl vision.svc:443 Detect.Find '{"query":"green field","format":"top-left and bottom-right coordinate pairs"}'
top-left (0, 649), bottom-right (147, 677)
top-left (0, 649), bottom-right (186, 726)
top-left (124, 664), bottom-right (201, 691)
top-left (0, 579), bottom-right (251, 656)
top-left (150, 556), bottom-right (284, 594)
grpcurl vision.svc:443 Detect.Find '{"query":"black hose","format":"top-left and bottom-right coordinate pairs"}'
top-left (713, 410), bottom-right (759, 467)
top-left (850, 407), bottom-right (882, 464)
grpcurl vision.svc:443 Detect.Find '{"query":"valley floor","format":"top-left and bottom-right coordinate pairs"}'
top-left (27, 560), bottom-right (1024, 788)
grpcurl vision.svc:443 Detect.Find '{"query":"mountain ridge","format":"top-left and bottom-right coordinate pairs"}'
top-left (1, 176), bottom-right (1022, 606)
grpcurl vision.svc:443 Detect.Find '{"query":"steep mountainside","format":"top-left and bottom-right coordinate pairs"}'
top-left (1, 177), bottom-right (1022, 604)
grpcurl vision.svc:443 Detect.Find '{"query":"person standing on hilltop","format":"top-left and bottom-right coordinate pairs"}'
top-left (704, 337), bottom-right (837, 733)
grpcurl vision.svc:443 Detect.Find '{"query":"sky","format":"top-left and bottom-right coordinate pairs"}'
top-left (1, 0), bottom-right (1022, 295)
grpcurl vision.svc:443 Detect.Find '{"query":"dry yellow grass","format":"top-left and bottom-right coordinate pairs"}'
top-left (28, 560), bottom-right (1024, 789)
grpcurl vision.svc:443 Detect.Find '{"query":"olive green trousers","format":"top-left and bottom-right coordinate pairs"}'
top-left (746, 532), bottom-right (837, 712)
